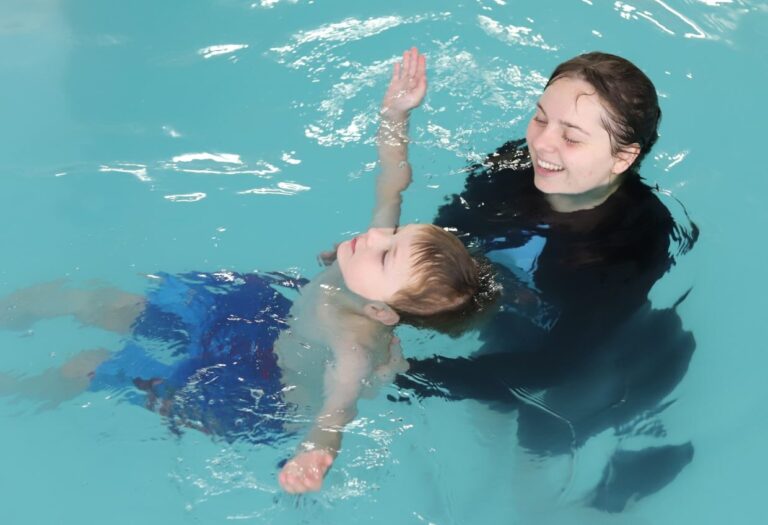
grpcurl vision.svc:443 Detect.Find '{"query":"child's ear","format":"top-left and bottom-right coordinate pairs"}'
top-left (362, 302), bottom-right (400, 326)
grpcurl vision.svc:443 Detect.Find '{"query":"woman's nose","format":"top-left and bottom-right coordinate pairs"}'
top-left (532, 125), bottom-right (557, 153)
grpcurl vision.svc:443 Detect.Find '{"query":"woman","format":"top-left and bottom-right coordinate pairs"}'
top-left (398, 52), bottom-right (698, 512)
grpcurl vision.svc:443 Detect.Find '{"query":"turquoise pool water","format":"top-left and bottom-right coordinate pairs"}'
top-left (1, 1), bottom-right (766, 523)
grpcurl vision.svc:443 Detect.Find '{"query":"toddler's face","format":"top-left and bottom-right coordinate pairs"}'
top-left (336, 224), bottom-right (425, 303)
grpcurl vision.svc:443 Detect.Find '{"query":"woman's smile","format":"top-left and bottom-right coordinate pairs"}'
top-left (533, 156), bottom-right (566, 176)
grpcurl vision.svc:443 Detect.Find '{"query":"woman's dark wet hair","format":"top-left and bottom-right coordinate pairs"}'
top-left (546, 52), bottom-right (661, 171)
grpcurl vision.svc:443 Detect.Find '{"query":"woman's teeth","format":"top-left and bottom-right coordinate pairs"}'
top-left (537, 159), bottom-right (564, 171)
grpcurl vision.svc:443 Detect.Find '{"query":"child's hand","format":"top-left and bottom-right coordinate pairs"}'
top-left (373, 335), bottom-right (409, 384)
top-left (381, 47), bottom-right (427, 120)
top-left (387, 336), bottom-right (409, 375)
top-left (360, 336), bottom-right (410, 399)
top-left (278, 449), bottom-right (334, 494)
top-left (317, 243), bottom-right (339, 266)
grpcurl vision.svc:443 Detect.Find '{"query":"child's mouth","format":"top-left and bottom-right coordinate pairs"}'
top-left (350, 237), bottom-right (358, 253)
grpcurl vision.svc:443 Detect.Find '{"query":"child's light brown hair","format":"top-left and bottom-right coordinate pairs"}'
top-left (387, 224), bottom-right (477, 316)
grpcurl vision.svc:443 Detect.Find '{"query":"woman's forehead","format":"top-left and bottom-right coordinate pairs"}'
top-left (542, 78), bottom-right (605, 114)
top-left (540, 78), bottom-right (610, 132)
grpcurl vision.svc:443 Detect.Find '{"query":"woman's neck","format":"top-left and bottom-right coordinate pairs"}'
top-left (544, 177), bottom-right (623, 213)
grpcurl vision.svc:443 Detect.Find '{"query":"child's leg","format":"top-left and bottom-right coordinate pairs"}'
top-left (0, 348), bottom-right (111, 409)
top-left (72, 285), bottom-right (146, 333)
top-left (0, 280), bottom-right (145, 334)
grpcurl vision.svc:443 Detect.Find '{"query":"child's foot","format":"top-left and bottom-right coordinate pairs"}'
top-left (0, 348), bottom-right (111, 408)
top-left (60, 348), bottom-right (112, 382)
top-left (0, 280), bottom-right (73, 331)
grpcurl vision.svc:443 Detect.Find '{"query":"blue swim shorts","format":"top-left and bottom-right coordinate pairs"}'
top-left (90, 271), bottom-right (296, 443)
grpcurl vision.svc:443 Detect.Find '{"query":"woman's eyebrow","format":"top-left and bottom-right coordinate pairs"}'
top-left (561, 120), bottom-right (591, 135)
top-left (537, 102), bottom-right (591, 136)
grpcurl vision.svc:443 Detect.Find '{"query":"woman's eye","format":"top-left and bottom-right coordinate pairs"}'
top-left (533, 116), bottom-right (547, 124)
top-left (563, 135), bottom-right (579, 144)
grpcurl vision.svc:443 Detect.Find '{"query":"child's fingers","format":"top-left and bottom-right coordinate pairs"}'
top-left (279, 453), bottom-right (331, 494)
top-left (408, 47), bottom-right (418, 78)
top-left (401, 49), bottom-right (410, 80)
top-left (417, 53), bottom-right (427, 81)
top-left (408, 50), bottom-right (424, 91)
top-left (279, 470), bottom-right (295, 493)
top-left (392, 61), bottom-right (400, 82)
top-left (280, 462), bottom-right (304, 493)
top-left (417, 65), bottom-right (427, 93)
top-left (282, 472), bottom-right (309, 494)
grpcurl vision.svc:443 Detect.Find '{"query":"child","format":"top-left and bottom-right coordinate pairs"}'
top-left (0, 48), bottom-right (481, 494)
top-left (277, 47), bottom-right (484, 493)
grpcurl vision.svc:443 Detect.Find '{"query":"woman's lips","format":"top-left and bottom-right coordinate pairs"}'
top-left (350, 236), bottom-right (358, 253)
top-left (532, 155), bottom-right (565, 177)
top-left (533, 162), bottom-right (563, 177)
top-left (535, 166), bottom-right (555, 177)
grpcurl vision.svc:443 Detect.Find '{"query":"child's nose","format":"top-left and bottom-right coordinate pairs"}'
top-left (366, 227), bottom-right (393, 247)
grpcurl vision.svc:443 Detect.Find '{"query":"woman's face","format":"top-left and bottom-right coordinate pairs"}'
top-left (525, 77), bottom-right (635, 198)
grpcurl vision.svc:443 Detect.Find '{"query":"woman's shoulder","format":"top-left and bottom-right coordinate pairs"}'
top-left (621, 176), bottom-right (698, 256)
top-left (435, 139), bottom-right (542, 233)
top-left (456, 140), bottom-right (534, 200)
top-left (581, 175), bottom-right (688, 265)
top-left (614, 174), bottom-right (675, 228)
top-left (470, 138), bottom-right (530, 175)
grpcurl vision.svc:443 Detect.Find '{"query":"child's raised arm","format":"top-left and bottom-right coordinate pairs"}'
top-left (370, 47), bottom-right (427, 229)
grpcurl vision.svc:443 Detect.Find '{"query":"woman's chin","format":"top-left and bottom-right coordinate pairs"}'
top-left (533, 171), bottom-right (566, 194)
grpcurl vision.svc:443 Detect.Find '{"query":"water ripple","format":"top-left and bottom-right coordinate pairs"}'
top-left (237, 181), bottom-right (310, 196)
top-left (99, 163), bottom-right (151, 182)
top-left (269, 12), bottom-right (452, 78)
top-left (276, 16), bottom-right (400, 51)
top-left (164, 153), bottom-right (281, 176)
top-left (198, 44), bottom-right (249, 59)
top-left (172, 152), bottom-right (243, 164)
top-left (611, 0), bottom-right (757, 40)
top-left (476, 15), bottom-right (559, 51)
top-left (253, 0), bottom-right (299, 8)
top-left (164, 192), bottom-right (207, 203)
